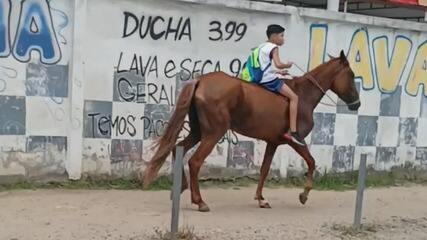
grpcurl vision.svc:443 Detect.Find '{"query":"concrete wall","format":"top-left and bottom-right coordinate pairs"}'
top-left (0, 0), bottom-right (426, 181)
top-left (0, 0), bottom-right (72, 181)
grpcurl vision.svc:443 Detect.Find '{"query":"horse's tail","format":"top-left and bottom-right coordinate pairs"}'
top-left (142, 79), bottom-right (199, 189)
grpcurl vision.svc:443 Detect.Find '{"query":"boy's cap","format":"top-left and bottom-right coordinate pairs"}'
top-left (266, 24), bottom-right (285, 38)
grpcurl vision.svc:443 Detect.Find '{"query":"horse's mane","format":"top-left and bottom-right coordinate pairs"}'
top-left (298, 57), bottom-right (342, 79)
top-left (288, 57), bottom-right (341, 90)
top-left (307, 57), bottom-right (340, 76)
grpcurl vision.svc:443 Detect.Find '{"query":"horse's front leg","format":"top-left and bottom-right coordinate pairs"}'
top-left (255, 143), bottom-right (277, 208)
top-left (289, 143), bottom-right (315, 204)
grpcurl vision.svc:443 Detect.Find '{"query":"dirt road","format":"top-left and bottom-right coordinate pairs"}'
top-left (0, 186), bottom-right (426, 240)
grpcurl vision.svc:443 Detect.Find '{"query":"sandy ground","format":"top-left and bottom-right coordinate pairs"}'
top-left (0, 186), bottom-right (426, 240)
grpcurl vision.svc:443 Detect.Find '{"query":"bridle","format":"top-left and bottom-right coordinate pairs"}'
top-left (293, 63), bottom-right (360, 107)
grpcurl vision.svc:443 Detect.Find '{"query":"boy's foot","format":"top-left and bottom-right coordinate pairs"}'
top-left (284, 131), bottom-right (306, 146)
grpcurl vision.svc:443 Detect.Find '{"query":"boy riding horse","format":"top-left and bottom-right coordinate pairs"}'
top-left (241, 24), bottom-right (305, 146)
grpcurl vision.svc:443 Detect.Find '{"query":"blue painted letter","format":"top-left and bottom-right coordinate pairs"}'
top-left (0, 0), bottom-right (11, 57)
top-left (12, 0), bottom-right (60, 64)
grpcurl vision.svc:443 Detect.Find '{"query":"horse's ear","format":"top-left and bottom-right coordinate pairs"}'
top-left (339, 50), bottom-right (349, 66)
top-left (327, 53), bottom-right (335, 60)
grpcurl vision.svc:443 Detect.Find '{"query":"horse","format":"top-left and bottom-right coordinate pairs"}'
top-left (141, 50), bottom-right (361, 212)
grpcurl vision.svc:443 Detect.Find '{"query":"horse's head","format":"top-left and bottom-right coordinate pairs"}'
top-left (329, 50), bottom-right (361, 111)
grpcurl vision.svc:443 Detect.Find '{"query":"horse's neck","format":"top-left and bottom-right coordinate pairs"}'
top-left (294, 63), bottom-right (337, 111)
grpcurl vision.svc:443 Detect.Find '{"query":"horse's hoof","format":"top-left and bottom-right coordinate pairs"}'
top-left (299, 193), bottom-right (308, 205)
top-left (198, 203), bottom-right (210, 212)
top-left (259, 200), bottom-right (272, 209)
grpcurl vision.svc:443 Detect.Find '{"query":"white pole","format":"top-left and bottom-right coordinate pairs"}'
top-left (327, 0), bottom-right (340, 11)
top-left (344, 0), bottom-right (348, 13)
top-left (425, 11), bottom-right (427, 22)
top-left (171, 146), bottom-right (184, 238)
top-left (67, 0), bottom-right (87, 180)
top-left (354, 154), bottom-right (367, 228)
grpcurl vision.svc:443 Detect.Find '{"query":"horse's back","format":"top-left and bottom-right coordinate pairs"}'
top-left (196, 71), bottom-right (288, 115)
top-left (195, 71), bottom-right (290, 141)
top-left (196, 71), bottom-right (242, 104)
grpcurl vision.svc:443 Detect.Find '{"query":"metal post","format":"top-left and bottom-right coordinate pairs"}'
top-left (425, 11), bottom-right (427, 22)
top-left (344, 0), bottom-right (348, 13)
top-left (354, 154), bottom-right (367, 228)
top-left (171, 146), bottom-right (184, 238)
top-left (327, 0), bottom-right (340, 11)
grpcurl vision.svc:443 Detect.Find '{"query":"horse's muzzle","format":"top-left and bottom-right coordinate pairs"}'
top-left (348, 99), bottom-right (361, 111)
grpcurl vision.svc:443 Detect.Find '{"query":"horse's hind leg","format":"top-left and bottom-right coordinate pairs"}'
top-left (255, 143), bottom-right (277, 208)
top-left (188, 134), bottom-right (223, 212)
top-left (173, 133), bottom-right (201, 193)
top-left (289, 143), bottom-right (316, 205)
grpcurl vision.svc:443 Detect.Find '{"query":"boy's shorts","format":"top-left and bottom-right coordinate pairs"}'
top-left (260, 78), bottom-right (284, 93)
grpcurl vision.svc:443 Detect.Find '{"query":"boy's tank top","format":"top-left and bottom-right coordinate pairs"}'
top-left (258, 42), bottom-right (278, 84)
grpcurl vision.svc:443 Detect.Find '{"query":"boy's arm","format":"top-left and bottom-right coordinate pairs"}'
top-left (271, 48), bottom-right (293, 69)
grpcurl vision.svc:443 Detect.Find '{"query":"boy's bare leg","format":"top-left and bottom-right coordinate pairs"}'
top-left (278, 83), bottom-right (298, 132)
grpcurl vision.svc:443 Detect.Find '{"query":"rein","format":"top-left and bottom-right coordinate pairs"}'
top-left (293, 63), bottom-right (360, 108)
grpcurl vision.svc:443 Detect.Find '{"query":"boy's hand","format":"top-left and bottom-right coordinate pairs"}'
top-left (276, 69), bottom-right (289, 75)
top-left (277, 73), bottom-right (293, 80)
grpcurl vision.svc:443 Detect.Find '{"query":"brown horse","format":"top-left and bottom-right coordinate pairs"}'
top-left (141, 50), bottom-right (361, 212)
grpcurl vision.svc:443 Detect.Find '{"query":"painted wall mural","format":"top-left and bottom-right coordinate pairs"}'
top-left (0, 0), bottom-right (72, 179)
top-left (308, 25), bottom-right (427, 97)
top-left (80, 0), bottom-right (427, 178)
top-left (0, 0), bottom-right (426, 181)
